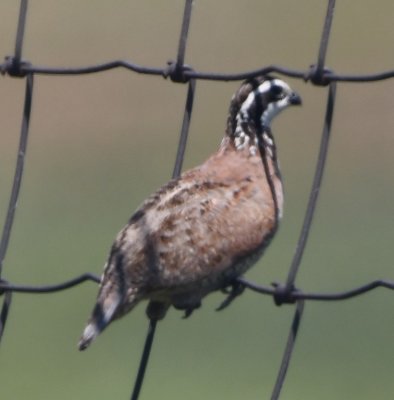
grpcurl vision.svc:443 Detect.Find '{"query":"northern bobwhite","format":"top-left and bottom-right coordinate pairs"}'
top-left (78, 75), bottom-right (301, 350)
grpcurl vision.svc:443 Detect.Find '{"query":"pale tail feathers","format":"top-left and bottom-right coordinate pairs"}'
top-left (78, 295), bottom-right (120, 351)
top-left (78, 287), bottom-right (140, 351)
top-left (78, 321), bottom-right (100, 351)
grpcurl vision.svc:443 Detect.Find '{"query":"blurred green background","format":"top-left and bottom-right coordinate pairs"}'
top-left (1, 1), bottom-right (394, 399)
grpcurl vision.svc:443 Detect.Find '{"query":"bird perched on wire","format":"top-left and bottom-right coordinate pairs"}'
top-left (78, 75), bottom-right (301, 350)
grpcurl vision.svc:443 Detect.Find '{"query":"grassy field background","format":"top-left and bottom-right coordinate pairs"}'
top-left (1, 1), bottom-right (394, 399)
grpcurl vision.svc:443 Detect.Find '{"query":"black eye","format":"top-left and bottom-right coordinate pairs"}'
top-left (270, 84), bottom-right (284, 99)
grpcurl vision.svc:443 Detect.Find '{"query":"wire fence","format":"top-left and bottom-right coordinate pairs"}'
top-left (1, 0), bottom-right (394, 399)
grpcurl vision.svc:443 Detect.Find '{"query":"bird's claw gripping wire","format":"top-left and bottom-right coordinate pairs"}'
top-left (216, 280), bottom-right (246, 311)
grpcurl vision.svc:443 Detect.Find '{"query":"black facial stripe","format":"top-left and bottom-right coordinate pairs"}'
top-left (252, 89), bottom-right (264, 134)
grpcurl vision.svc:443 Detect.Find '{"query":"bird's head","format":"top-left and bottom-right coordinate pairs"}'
top-left (227, 75), bottom-right (301, 139)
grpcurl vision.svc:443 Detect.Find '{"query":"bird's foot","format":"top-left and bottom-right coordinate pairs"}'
top-left (146, 301), bottom-right (170, 321)
top-left (216, 280), bottom-right (245, 311)
top-left (180, 301), bottom-right (201, 319)
top-left (172, 296), bottom-right (202, 319)
top-left (182, 307), bottom-right (195, 319)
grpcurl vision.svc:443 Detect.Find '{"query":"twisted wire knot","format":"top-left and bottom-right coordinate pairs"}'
top-left (305, 64), bottom-right (332, 86)
top-left (1, 56), bottom-right (30, 78)
top-left (272, 282), bottom-right (298, 306)
top-left (163, 60), bottom-right (193, 83)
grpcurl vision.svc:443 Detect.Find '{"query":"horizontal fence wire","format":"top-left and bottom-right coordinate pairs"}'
top-left (3, 55), bottom-right (394, 83)
top-left (1, 0), bottom-right (394, 399)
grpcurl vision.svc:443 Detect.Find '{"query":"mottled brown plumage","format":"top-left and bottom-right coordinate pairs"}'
top-left (79, 76), bottom-right (301, 350)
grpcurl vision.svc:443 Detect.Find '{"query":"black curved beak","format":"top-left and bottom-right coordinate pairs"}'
top-left (289, 91), bottom-right (302, 106)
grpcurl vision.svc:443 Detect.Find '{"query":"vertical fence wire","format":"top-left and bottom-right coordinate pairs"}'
top-left (175, 0), bottom-right (193, 70)
top-left (172, 79), bottom-right (196, 178)
top-left (130, 319), bottom-right (157, 400)
top-left (315, 0), bottom-right (336, 77)
top-left (0, 291), bottom-right (12, 342)
top-left (285, 82), bottom-right (336, 290)
top-left (270, 81), bottom-right (336, 397)
top-left (0, 72), bottom-right (34, 348)
top-left (0, 0), bottom-right (32, 276)
top-left (0, 73), bottom-right (34, 277)
top-left (270, 300), bottom-right (305, 400)
top-left (13, 0), bottom-right (28, 65)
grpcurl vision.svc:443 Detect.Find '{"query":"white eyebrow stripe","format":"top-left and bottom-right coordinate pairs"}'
top-left (239, 80), bottom-right (272, 118)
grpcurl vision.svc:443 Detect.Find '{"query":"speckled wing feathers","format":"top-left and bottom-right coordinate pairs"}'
top-left (100, 146), bottom-right (280, 312)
